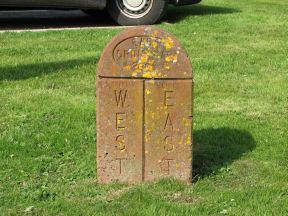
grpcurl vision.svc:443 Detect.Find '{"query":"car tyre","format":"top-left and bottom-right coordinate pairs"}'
top-left (107, 0), bottom-right (168, 26)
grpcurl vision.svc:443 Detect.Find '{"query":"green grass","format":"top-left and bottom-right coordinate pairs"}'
top-left (0, 0), bottom-right (288, 215)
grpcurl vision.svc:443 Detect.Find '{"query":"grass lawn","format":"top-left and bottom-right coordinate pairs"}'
top-left (0, 0), bottom-right (287, 215)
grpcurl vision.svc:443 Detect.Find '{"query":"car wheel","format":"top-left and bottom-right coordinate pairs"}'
top-left (107, 0), bottom-right (168, 26)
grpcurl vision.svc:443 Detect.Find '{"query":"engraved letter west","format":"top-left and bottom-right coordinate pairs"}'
top-left (115, 90), bottom-right (127, 108)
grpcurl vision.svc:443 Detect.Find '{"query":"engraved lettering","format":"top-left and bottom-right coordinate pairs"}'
top-left (164, 113), bottom-right (173, 130)
top-left (124, 50), bottom-right (129, 58)
top-left (116, 112), bottom-right (126, 130)
top-left (132, 37), bottom-right (141, 47)
top-left (116, 50), bottom-right (122, 59)
top-left (116, 135), bottom-right (126, 151)
top-left (131, 50), bottom-right (136, 58)
top-left (164, 136), bottom-right (174, 152)
top-left (115, 90), bottom-right (127, 108)
top-left (160, 159), bottom-right (174, 175)
top-left (116, 158), bottom-right (128, 174)
top-left (113, 37), bottom-right (171, 70)
top-left (164, 91), bottom-right (174, 107)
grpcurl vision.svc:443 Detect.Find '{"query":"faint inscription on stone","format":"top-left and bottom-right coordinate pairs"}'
top-left (97, 27), bottom-right (193, 183)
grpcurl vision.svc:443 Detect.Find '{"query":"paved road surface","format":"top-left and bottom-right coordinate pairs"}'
top-left (0, 10), bottom-right (124, 32)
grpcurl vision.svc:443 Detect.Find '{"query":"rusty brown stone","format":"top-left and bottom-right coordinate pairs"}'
top-left (97, 79), bottom-right (144, 183)
top-left (97, 27), bottom-right (193, 183)
top-left (144, 80), bottom-right (193, 182)
top-left (98, 27), bottom-right (192, 79)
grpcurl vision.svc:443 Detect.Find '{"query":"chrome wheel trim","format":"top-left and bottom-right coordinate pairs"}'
top-left (116, 0), bottom-right (154, 18)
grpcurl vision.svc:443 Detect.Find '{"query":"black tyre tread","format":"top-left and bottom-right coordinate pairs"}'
top-left (107, 0), bottom-right (168, 26)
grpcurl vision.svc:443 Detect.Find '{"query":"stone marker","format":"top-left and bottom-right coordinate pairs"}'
top-left (97, 27), bottom-right (193, 183)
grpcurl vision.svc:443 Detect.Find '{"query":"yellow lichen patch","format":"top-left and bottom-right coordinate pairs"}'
top-left (150, 80), bottom-right (155, 84)
top-left (131, 67), bottom-right (142, 77)
top-left (186, 135), bottom-right (191, 145)
top-left (143, 71), bottom-right (159, 78)
top-left (140, 54), bottom-right (149, 63)
top-left (152, 41), bottom-right (158, 48)
top-left (124, 65), bottom-right (131, 70)
top-left (183, 118), bottom-right (191, 127)
top-left (148, 59), bottom-right (155, 65)
top-left (145, 64), bottom-right (154, 72)
top-left (137, 64), bottom-right (143, 71)
top-left (165, 54), bottom-right (178, 63)
top-left (143, 72), bottom-right (154, 78)
top-left (143, 71), bottom-right (153, 78)
top-left (145, 89), bottom-right (151, 95)
top-left (178, 136), bottom-right (185, 145)
top-left (162, 37), bottom-right (174, 50)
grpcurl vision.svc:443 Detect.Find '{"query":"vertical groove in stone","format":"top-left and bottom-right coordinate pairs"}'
top-left (142, 80), bottom-right (146, 181)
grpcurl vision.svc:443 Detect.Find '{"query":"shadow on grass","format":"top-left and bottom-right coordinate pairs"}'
top-left (0, 57), bottom-right (96, 81)
top-left (192, 127), bottom-right (255, 181)
top-left (164, 4), bottom-right (241, 23)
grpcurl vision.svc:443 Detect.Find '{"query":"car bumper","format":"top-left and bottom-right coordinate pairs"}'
top-left (171, 0), bottom-right (201, 6)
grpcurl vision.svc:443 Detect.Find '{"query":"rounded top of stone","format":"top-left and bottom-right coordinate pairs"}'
top-left (97, 27), bottom-right (193, 79)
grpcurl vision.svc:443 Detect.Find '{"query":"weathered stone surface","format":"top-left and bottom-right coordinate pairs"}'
top-left (144, 80), bottom-right (193, 182)
top-left (97, 79), bottom-right (144, 183)
top-left (97, 27), bottom-right (193, 183)
top-left (98, 27), bottom-right (192, 79)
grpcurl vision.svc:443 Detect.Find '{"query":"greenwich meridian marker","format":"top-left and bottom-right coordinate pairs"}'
top-left (97, 27), bottom-right (193, 183)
